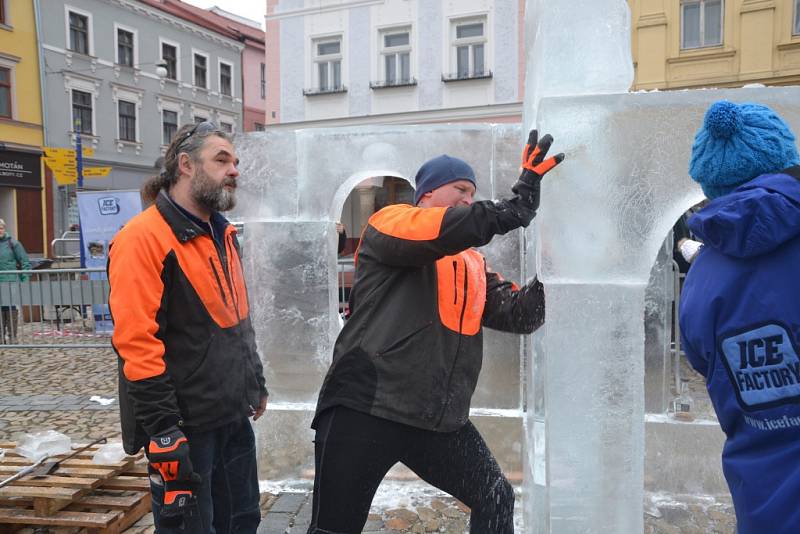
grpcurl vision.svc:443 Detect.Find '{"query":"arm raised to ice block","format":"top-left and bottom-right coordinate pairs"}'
top-left (357, 202), bottom-right (534, 267)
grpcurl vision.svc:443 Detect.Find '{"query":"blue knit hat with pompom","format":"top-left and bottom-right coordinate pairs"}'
top-left (689, 100), bottom-right (800, 199)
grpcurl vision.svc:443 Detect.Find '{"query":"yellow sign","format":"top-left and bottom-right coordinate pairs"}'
top-left (43, 156), bottom-right (75, 168)
top-left (51, 169), bottom-right (78, 185)
top-left (44, 147), bottom-right (73, 158)
top-left (82, 166), bottom-right (112, 177)
top-left (43, 147), bottom-right (94, 158)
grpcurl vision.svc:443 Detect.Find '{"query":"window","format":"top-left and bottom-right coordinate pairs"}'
top-left (117, 28), bottom-right (134, 67)
top-left (118, 100), bottom-right (136, 141)
top-left (0, 67), bottom-right (10, 118)
top-left (0, 1), bottom-right (6, 25)
top-left (162, 109), bottom-right (178, 145)
top-left (193, 53), bottom-right (207, 88)
top-left (71, 89), bottom-right (92, 134)
top-left (161, 42), bottom-right (178, 80)
top-left (381, 30), bottom-right (411, 85)
top-left (219, 62), bottom-right (232, 96)
top-left (68, 11), bottom-right (89, 54)
top-left (452, 19), bottom-right (486, 78)
top-left (260, 63), bottom-right (266, 99)
top-left (254, 122), bottom-right (265, 132)
top-left (795, 0), bottom-right (800, 35)
top-left (315, 39), bottom-right (342, 91)
top-left (220, 122), bottom-right (233, 133)
top-left (194, 115), bottom-right (206, 124)
top-left (681, 0), bottom-right (723, 49)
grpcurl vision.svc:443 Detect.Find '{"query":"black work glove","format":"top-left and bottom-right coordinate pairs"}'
top-left (510, 129), bottom-right (565, 215)
top-left (147, 426), bottom-right (202, 529)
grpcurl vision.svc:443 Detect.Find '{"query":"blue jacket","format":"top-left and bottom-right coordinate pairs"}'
top-left (679, 166), bottom-right (800, 534)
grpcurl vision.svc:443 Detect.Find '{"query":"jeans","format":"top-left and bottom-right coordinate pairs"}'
top-left (308, 406), bottom-right (514, 534)
top-left (149, 417), bottom-right (261, 534)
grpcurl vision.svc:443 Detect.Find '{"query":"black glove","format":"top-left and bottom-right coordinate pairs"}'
top-left (147, 426), bottom-right (202, 529)
top-left (511, 129), bottom-right (565, 213)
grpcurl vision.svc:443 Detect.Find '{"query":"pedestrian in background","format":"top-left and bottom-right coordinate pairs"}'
top-left (108, 122), bottom-right (268, 533)
top-left (0, 218), bottom-right (30, 343)
top-left (308, 131), bottom-right (564, 533)
top-left (680, 100), bottom-right (800, 534)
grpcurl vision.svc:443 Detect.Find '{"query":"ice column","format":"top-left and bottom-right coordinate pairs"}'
top-left (528, 87), bottom-right (800, 532)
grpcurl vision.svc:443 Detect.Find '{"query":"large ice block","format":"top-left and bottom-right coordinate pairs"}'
top-left (523, 0), bottom-right (633, 128)
top-left (233, 123), bottom-right (536, 478)
top-left (529, 86), bottom-right (800, 533)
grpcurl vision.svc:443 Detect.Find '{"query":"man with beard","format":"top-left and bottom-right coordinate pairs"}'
top-left (108, 122), bottom-right (267, 533)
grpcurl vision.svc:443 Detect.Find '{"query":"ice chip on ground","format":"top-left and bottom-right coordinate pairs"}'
top-left (92, 441), bottom-right (127, 464)
top-left (89, 395), bottom-right (115, 406)
top-left (14, 430), bottom-right (71, 461)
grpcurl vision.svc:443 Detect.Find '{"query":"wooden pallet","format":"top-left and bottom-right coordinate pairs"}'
top-left (0, 442), bottom-right (150, 533)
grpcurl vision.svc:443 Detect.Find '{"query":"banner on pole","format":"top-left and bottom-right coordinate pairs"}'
top-left (77, 190), bottom-right (142, 333)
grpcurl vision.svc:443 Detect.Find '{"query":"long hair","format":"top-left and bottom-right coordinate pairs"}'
top-left (141, 123), bottom-right (232, 204)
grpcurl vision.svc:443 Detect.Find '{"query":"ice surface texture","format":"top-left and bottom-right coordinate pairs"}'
top-left (233, 123), bottom-right (529, 409)
top-left (528, 87), bottom-right (800, 533)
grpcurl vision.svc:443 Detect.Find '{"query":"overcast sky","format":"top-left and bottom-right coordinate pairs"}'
top-left (182, 0), bottom-right (266, 29)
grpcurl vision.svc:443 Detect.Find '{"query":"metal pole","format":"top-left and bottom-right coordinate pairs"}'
top-left (75, 118), bottom-right (85, 268)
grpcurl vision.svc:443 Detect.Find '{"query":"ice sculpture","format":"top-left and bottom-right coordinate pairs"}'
top-left (232, 124), bottom-right (530, 480)
top-left (232, 0), bottom-right (800, 531)
top-left (524, 3), bottom-right (800, 533)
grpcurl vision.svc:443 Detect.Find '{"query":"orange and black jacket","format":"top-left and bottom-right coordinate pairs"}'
top-left (109, 191), bottom-right (267, 454)
top-left (314, 200), bottom-right (544, 432)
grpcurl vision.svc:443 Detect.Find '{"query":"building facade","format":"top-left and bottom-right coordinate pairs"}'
top-left (631, 0), bottom-right (800, 90)
top-left (265, 0), bottom-right (525, 128)
top-left (0, 0), bottom-right (47, 254)
top-left (40, 0), bottom-right (244, 236)
top-left (139, 1), bottom-right (267, 132)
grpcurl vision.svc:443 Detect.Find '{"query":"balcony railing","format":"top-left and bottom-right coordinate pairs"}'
top-left (369, 78), bottom-right (418, 89)
top-left (441, 70), bottom-right (494, 82)
top-left (303, 85), bottom-right (348, 96)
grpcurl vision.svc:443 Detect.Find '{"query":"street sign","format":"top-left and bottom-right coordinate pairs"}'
top-left (43, 147), bottom-right (94, 158)
top-left (82, 166), bottom-right (112, 177)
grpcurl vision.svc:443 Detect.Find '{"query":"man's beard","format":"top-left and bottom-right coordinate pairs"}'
top-left (190, 166), bottom-right (236, 212)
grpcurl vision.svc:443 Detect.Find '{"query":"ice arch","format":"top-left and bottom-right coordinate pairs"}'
top-left (528, 87), bottom-right (800, 533)
top-left (232, 124), bottom-right (530, 480)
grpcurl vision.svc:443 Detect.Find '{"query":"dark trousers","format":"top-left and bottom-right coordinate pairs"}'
top-left (307, 406), bottom-right (514, 534)
top-left (1, 306), bottom-right (17, 343)
top-left (149, 417), bottom-right (261, 534)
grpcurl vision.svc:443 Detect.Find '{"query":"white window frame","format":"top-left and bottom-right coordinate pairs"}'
top-left (64, 5), bottom-right (94, 56)
top-left (190, 105), bottom-right (210, 124)
top-left (156, 97), bottom-right (183, 146)
top-left (0, 0), bottom-right (12, 28)
top-left (64, 75), bottom-right (98, 135)
top-left (680, 0), bottom-right (724, 50)
top-left (794, 0), bottom-right (800, 36)
top-left (217, 112), bottom-right (236, 134)
top-left (159, 38), bottom-right (181, 82)
top-left (192, 48), bottom-right (210, 90)
top-left (450, 16), bottom-right (488, 79)
top-left (110, 85), bottom-right (143, 144)
top-left (0, 55), bottom-right (18, 120)
top-left (312, 36), bottom-right (343, 92)
top-left (117, 100), bottom-right (137, 142)
top-left (218, 59), bottom-right (234, 97)
top-left (161, 108), bottom-right (179, 146)
top-left (379, 27), bottom-right (412, 85)
top-left (113, 23), bottom-right (138, 68)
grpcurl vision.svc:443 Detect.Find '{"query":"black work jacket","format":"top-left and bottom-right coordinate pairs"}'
top-left (314, 201), bottom-right (544, 432)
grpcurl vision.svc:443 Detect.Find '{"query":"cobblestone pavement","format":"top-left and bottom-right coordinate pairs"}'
top-left (0, 346), bottom-right (735, 533)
